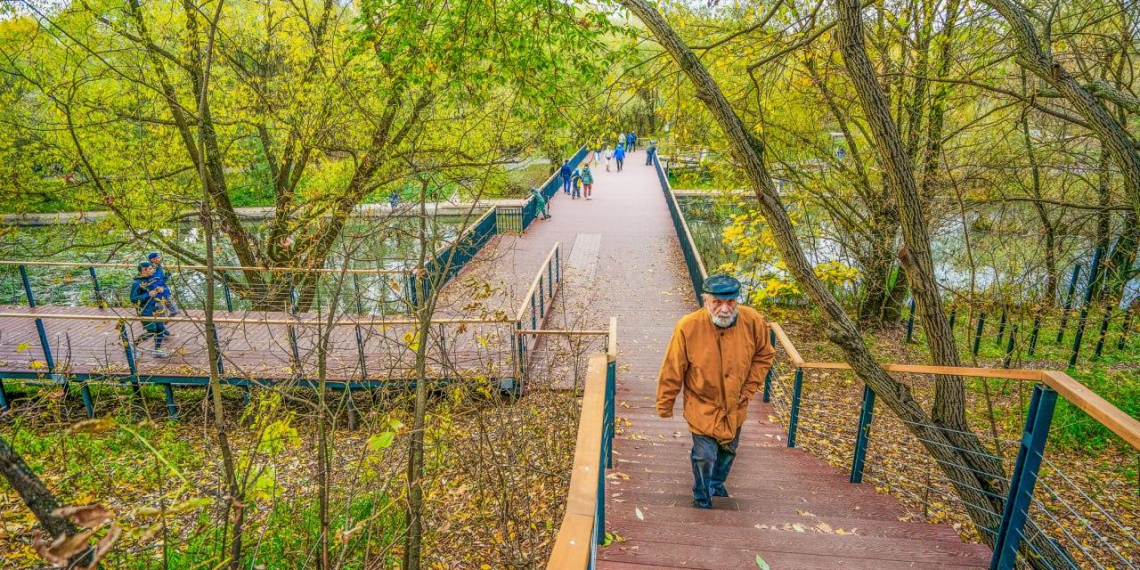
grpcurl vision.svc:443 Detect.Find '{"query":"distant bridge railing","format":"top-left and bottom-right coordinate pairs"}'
top-left (654, 153), bottom-right (707, 304)
top-left (522, 145), bottom-right (589, 230)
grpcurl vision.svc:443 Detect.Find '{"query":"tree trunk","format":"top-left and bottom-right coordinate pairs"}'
top-left (0, 436), bottom-right (76, 540)
top-left (618, 1), bottom-right (1059, 561)
top-left (833, 2), bottom-right (1068, 565)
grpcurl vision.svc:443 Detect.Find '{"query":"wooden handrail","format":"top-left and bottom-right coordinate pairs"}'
top-left (546, 351), bottom-right (609, 568)
top-left (517, 329), bottom-right (609, 336)
top-left (769, 321), bottom-right (1140, 451)
top-left (515, 242), bottom-right (561, 322)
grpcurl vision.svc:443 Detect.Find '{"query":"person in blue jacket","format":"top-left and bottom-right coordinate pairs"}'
top-left (614, 144), bottom-right (626, 172)
top-left (559, 159), bottom-right (573, 194)
top-left (131, 261), bottom-right (172, 357)
top-left (629, 132), bottom-right (638, 152)
top-left (146, 252), bottom-right (179, 316)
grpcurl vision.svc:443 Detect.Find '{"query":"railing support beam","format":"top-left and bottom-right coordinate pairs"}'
top-left (850, 385), bottom-right (875, 483)
top-left (787, 368), bottom-right (803, 448)
top-left (990, 384), bottom-right (1057, 570)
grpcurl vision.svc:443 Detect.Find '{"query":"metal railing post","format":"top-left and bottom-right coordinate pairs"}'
top-left (1028, 313), bottom-right (1042, 356)
top-left (1003, 324), bottom-right (1018, 369)
top-left (1069, 247), bottom-right (1104, 368)
top-left (1056, 264), bottom-right (1082, 344)
top-left (88, 266), bottom-right (106, 308)
top-left (222, 272), bottom-right (234, 312)
top-left (1094, 307), bottom-right (1112, 358)
top-left (762, 327), bottom-right (775, 403)
top-left (972, 313), bottom-right (986, 357)
top-left (990, 384), bottom-right (1058, 570)
top-left (905, 298), bottom-right (916, 343)
top-left (605, 359), bottom-right (616, 468)
top-left (850, 385), bottom-right (875, 483)
top-left (118, 322), bottom-right (142, 402)
top-left (995, 308), bottom-right (1008, 347)
top-left (19, 265), bottom-right (78, 409)
top-left (787, 367), bottom-right (803, 448)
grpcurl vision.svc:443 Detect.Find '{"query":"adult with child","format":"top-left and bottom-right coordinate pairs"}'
top-left (614, 144), bottom-right (626, 172)
top-left (559, 159), bottom-right (573, 195)
top-left (571, 167), bottom-right (583, 199)
top-left (131, 261), bottom-right (173, 358)
top-left (581, 164), bottom-right (594, 200)
top-left (146, 252), bottom-right (179, 316)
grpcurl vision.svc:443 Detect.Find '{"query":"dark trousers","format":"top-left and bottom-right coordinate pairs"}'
top-left (691, 428), bottom-right (741, 504)
top-left (144, 321), bottom-right (170, 349)
top-left (562, 176), bottom-right (572, 193)
top-left (616, 158), bottom-right (624, 172)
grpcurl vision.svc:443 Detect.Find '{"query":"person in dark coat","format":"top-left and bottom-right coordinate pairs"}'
top-left (131, 261), bottom-right (172, 357)
top-left (559, 159), bottom-right (573, 194)
top-left (146, 252), bottom-right (179, 316)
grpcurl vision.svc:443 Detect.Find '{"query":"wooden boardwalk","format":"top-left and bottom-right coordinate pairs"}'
top-left (511, 152), bottom-right (991, 568)
top-left (0, 306), bottom-right (516, 384)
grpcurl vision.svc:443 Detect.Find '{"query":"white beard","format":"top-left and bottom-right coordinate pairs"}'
top-left (710, 309), bottom-right (738, 328)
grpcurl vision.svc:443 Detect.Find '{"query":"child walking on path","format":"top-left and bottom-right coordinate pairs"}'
top-left (531, 187), bottom-right (551, 220)
top-left (571, 168), bottom-right (583, 199)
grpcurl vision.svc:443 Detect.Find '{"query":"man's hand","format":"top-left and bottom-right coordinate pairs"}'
top-left (149, 290), bottom-right (158, 297)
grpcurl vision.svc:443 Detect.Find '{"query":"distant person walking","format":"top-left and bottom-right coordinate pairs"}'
top-left (581, 165), bottom-right (594, 200)
top-left (531, 187), bottom-right (551, 220)
top-left (645, 139), bottom-right (658, 165)
top-left (605, 146), bottom-right (613, 172)
top-left (629, 132), bottom-right (638, 152)
top-left (657, 274), bottom-right (775, 509)
top-left (571, 168), bottom-right (583, 199)
top-left (559, 159), bottom-right (573, 195)
top-left (594, 143), bottom-right (603, 166)
top-left (614, 144), bottom-right (626, 172)
top-left (131, 261), bottom-right (173, 358)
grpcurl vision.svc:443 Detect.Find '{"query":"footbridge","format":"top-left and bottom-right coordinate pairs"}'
top-left (1, 147), bottom-right (1138, 569)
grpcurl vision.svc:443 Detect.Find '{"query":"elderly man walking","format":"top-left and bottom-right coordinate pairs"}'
top-left (657, 274), bottom-right (775, 508)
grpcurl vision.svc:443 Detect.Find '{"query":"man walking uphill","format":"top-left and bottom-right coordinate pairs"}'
top-left (657, 274), bottom-right (775, 508)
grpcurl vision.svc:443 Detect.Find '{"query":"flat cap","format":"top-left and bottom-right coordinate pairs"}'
top-left (703, 274), bottom-right (741, 299)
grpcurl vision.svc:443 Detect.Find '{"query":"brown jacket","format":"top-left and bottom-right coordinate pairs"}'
top-left (656, 306), bottom-right (776, 444)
